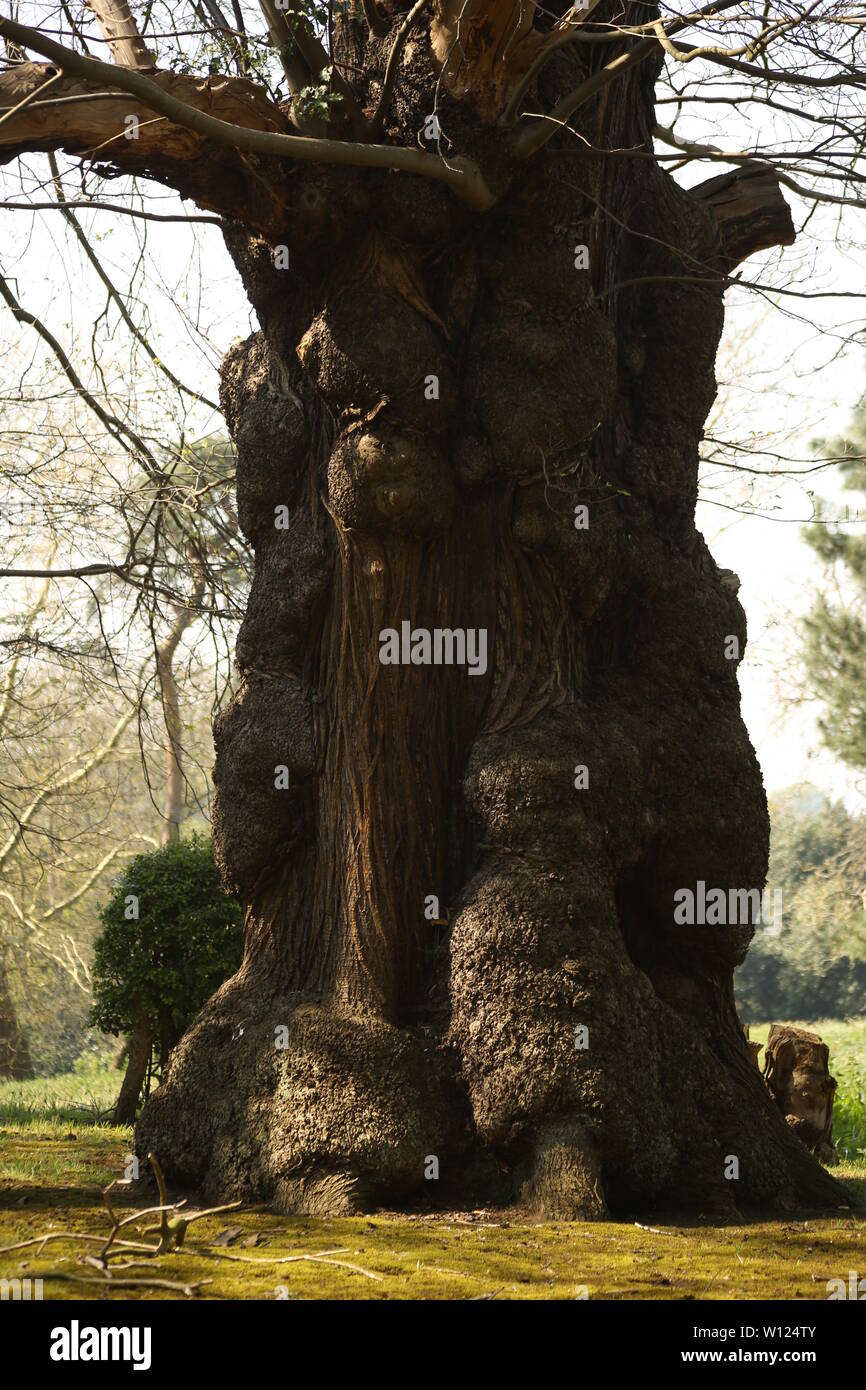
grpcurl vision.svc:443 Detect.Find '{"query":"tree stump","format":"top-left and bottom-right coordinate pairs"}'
top-left (762, 1025), bottom-right (838, 1164)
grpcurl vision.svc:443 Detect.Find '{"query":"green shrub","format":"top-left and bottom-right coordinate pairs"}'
top-left (88, 834), bottom-right (243, 1067)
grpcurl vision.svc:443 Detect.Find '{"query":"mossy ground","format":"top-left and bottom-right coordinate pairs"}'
top-left (2, 1139), bottom-right (863, 1302)
top-left (1, 1024), bottom-right (864, 1300)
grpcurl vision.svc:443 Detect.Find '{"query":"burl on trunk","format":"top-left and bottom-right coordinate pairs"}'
top-left (131, 8), bottom-right (844, 1218)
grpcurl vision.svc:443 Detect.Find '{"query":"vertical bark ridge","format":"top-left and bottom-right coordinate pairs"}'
top-left (313, 508), bottom-right (495, 1016)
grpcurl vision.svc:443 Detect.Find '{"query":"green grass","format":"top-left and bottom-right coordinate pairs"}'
top-left (0, 1059), bottom-right (130, 1189)
top-left (0, 1021), bottom-right (863, 1299)
top-left (0, 1058), bottom-right (120, 1128)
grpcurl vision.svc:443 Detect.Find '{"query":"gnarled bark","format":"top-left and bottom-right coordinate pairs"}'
top-left (134, 21), bottom-right (843, 1218)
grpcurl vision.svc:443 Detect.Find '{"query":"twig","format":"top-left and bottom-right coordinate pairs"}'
top-left (0, 1232), bottom-right (152, 1254)
top-left (203, 1246), bottom-right (383, 1280)
top-left (144, 1153), bottom-right (242, 1250)
top-left (43, 1271), bottom-right (212, 1294)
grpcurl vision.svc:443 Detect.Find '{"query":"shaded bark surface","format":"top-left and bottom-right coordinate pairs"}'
top-left (136, 9), bottom-right (845, 1216)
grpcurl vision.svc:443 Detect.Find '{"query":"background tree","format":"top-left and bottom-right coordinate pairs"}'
top-left (800, 397), bottom-right (866, 777)
top-left (0, 412), bottom-right (244, 1073)
top-left (1, 1), bottom-right (863, 1216)
top-left (736, 783), bottom-right (866, 1022)
top-left (130, 433), bottom-right (246, 843)
top-left (89, 833), bottom-right (244, 1123)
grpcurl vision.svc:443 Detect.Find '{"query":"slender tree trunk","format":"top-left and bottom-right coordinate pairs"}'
top-left (0, 954), bottom-right (33, 1080)
top-left (132, 9), bottom-right (845, 1216)
top-left (114, 1006), bottom-right (152, 1125)
top-left (156, 550), bottom-right (205, 846)
top-left (105, 562), bottom-right (205, 1083)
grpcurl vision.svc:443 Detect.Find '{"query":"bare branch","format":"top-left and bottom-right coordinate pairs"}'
top-left (45, 153), bottom-right (218, 410)
top-left (0, 269), bottom-right (162, 478)
top-left (156, 546), bottom-right (206, 843)
top-left (0, 708), bottom-right (137, 872)
top-left (0, 18), bottom-right (494, 209)
top-left (0, 198), bottom-right (221, 223)
top-left (256, 0), bottom-right (311, 97)
top-left (515, 0), bottom-right (755, 160)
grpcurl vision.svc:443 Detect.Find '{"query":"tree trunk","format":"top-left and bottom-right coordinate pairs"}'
top-left (0, 954), bottom-right (33, 1080)
top-left (114, 1006), bottom-right (152, 1125)
top-left (156, 550), bottom-right (205, 846)
top-left (132, 10), bottom-right (846, 1217)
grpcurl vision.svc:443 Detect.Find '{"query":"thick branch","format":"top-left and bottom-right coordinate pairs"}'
top-left (256, 0), bottom-right (312, 98)
top-left (0, 19), bottom-right (494, 210)
top-left (85, 0), bottom-right (155, 70)
top-left (0, 61), bottom-right (288, 173)
top-left (499, 0), bottom-right (603, 126)
top-left (430, 0), bottom-right (563, 122)
top-left (265, 0), bottom-right (371, 136)
top-left (362, 0), bottom-right (389, 40)
top-left (693, 162), bottom-right (796, 264)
